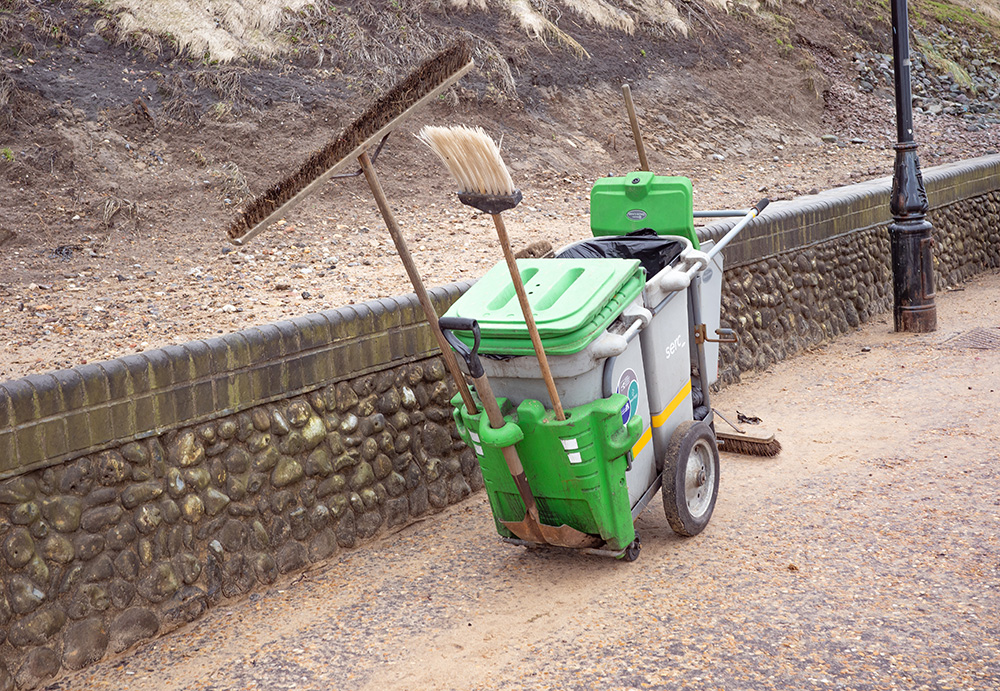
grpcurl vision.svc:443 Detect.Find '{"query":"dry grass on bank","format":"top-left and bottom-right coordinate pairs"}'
top-left (99, 0), bottom-right (313, 62)
top-left (95, 0), bottom-right (727, 65)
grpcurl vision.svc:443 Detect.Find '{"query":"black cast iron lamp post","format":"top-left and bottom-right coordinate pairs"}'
top-left (889, 0), bottom-right (937, 332)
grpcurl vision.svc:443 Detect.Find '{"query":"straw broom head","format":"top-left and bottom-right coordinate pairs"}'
top-left (418, 125), bottom-right (516, 197)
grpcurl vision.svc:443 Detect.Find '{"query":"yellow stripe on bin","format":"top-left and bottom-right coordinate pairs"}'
top-left (629, 380), bottom-right (693, 458)
top-left (653, 380), bottom-right (692, 428)
top-left (631, 426), bottom-right (653, 458)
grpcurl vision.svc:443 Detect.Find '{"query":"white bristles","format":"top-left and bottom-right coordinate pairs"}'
top-left (418, 125), bottom-right (516, 196)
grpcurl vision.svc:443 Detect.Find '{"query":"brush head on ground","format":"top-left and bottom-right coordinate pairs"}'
top-left (418, 125), bottom-right (516, 197)
top-left (717, 433), bottom-right (782, 457)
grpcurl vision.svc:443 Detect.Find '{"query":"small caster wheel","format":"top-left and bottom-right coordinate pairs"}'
top-left (620, 535), bottom-right (641, 562)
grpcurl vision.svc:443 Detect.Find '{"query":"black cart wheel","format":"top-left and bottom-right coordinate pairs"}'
top-left (619, 534), bottom-right (641, 562)
top-left (662, 420), bottom-right (720, 537)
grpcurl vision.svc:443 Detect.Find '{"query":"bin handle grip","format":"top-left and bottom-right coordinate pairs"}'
top-left (622, 311), bottom-right (650, 343)
top-left (438, 317), bottom-right (484, 379)
top-left (681, 249), bottom-right (710, 280)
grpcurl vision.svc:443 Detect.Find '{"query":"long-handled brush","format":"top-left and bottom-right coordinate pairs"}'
top-left (713, 409), bottom-right (782, 457)
top-left (420, 125), bottom-right (602, 550)
top-left (616, 85), bottom-right (779, 459)
top-left (227, 42), bottom-right (474, 246)
top-left (224, 43), bottom-right (479, 417)
top-left (418, 125), bottom-right (567, 421)
top-left (622, 84), bottom-right (649, 172)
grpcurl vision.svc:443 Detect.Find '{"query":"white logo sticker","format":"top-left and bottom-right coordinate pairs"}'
top-left (664, 334), bottom-right (686, 359)
top-left (626, 209), bottom-right (647, 221)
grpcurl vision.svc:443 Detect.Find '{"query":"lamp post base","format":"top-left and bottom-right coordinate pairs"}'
top-left (889, 218), bottom-right (937, 333)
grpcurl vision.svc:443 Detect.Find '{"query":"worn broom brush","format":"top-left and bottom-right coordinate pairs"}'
top-left (420, 125), bottom-right (603, 550)
top-left (227, 42), bottom-right (474, 246)
top-left (223, 42), bottom-right (480, 417)
top-left (419, 125), bottom-right (567, 421)
top-left (713, 409), bottom-right (782, 457)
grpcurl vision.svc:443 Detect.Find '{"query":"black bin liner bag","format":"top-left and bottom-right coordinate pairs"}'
top-left (555, 229), bottom-right (685, 280)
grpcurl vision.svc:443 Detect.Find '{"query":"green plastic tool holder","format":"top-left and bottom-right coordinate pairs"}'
top-left (452, 391), bottom-right (643, 552)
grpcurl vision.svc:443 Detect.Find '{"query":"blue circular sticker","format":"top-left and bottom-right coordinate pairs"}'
top-left (617, 368), bottom-right (640, 424)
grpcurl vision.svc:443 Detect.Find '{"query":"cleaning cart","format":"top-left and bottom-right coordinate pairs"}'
top-left (440, 170), bottom-right (767, 560)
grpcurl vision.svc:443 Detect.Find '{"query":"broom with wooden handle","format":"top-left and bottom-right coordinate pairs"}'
top-left (418, 125), bottom-right (567, 421)
top-left (618, 84), bottom-right (781, 458)
top-left (224, 43), bottom-right (479, 415)
top-left (421, 125), bottom-right (603, 550)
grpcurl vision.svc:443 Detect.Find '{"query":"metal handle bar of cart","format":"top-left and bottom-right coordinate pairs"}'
top-left (692, 198), bottom-right (770, 220)
top-left (693, 209), bottom-right (751, 218)
top-left (647, 236), bottom-right (706, 294)
top-left (620, 313), bottom-right (649, 342)
top-left (651, 199), bottom-right (769, 295)
top-left (646, 236), bottom-right (709, 293)
top-left (703, 198), bottom-right (769, 262)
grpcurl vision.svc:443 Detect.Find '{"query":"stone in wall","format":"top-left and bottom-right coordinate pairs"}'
top-left (0, 357), bottom-right (476, 690)
top-left (714, 191), bottom-right (1000, 385)
top-left (930, 191), bottom-right (1000, 288)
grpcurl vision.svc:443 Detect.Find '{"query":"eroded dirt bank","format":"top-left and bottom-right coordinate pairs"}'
top-left (2, 1), bottom-right (1000, 379)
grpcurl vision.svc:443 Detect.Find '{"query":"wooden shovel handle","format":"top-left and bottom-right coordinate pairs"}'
top-left (359, 152), bottom-right (478, 413)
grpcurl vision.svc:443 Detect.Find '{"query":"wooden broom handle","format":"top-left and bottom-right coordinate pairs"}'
top-left (358, 152), bottom-right (478, 413)
top-left (623, 84), bottom-right (649, 172)
top-left (490, 213), bottom-right (566, 421)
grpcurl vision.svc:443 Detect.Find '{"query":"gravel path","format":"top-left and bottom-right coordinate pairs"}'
top-left (54, 270), bottom-right (1000, 691)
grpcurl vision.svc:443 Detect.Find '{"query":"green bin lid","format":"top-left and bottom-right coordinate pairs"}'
top-left (444, 258), bottom-right (644, 355)
top-left (590, 172), bottom-right (698, 248)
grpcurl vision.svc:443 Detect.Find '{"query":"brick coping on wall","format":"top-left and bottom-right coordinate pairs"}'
top-left (0, 284), bottom-right (472, 480)
top-left (698, 154), bottom-right (1000, 268)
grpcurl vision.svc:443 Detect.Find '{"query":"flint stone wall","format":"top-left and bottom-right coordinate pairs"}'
top-left (1, 155), bottom-right (999, 690)
top-left (699, 155), bottom-right (1000, 384)
top-left (0, 287), bottom-right (478, 691)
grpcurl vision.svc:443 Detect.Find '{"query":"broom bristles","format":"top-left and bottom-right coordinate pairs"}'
top-left (227, 42), bottom-right (473, 240)
top-left (418, 125), bottom-right (516, 196)
top-left (717, 432), bottom-right (782, 457)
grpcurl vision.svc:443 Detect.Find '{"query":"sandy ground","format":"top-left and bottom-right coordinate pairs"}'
top-left (56, 269), bottom-right (1000, 691)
